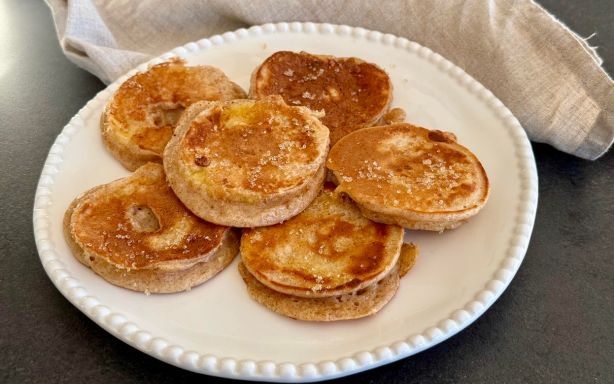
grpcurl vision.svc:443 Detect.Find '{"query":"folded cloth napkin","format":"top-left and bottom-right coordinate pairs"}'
top-left (46, 0), bottom-right (614, 160)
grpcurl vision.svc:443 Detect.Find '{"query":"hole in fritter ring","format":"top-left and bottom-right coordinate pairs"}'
top-left (127, 205), bottom-right (161, 233)
top-left (148, 102), bottom-right (186, 128)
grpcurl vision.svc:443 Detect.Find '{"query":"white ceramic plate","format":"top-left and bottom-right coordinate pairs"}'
top-left (33, 23), bottom-right (538, 382)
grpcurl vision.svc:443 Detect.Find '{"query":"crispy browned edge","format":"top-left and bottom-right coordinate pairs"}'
top-left (237, 243), bottom-right (418, 321)
top-left (240, 218), bottom-right (404, 298)
top-left (100, 64), bottom-right (247, 172)
top-left (329, 124), bottom-right (490, 231)
top-left (238, 261), bottom-right (400, 321)
top-left (100, 109), bottom-right (161, 171)
top-left (248, 51), bottom-right (393, 136)
top-left (63, 184), bottom-right (239, 294)
top-left (163, 99), bottom-right (329, 227)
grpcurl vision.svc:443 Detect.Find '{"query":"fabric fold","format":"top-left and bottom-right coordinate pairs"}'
top-left (45, 0), bottom-right (613, 159)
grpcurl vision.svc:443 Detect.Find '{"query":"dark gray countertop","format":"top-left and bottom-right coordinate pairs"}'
top-left (1, 1), bottom-right (612, 383)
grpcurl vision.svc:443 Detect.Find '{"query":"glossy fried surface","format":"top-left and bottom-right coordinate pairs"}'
top-left (251, 51), bottom-right (392, 144)
top-left (327, 124), bottom-right (489, 214)
top-left (241, 184), bottom-right (403, 297)
top-left (105, 58), bottom-right (245, 156)
top-left (177, 96), bottom-right (328, 198)
top-left (68, 163), bottom-right (228, 269)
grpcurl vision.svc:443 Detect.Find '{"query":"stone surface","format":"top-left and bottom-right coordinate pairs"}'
top-left (1, 0), bottom-right (612, 383)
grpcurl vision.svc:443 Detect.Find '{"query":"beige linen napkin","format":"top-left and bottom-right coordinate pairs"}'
top-left (46, 0), bottom-right (614, 160)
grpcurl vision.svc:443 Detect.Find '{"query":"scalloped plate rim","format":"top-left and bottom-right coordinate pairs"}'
top-left (33, 22), bottom-right (538, 382)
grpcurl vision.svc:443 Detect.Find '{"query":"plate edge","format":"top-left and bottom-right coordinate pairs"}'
top-left (32, 21), bottom-right (539, 382)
